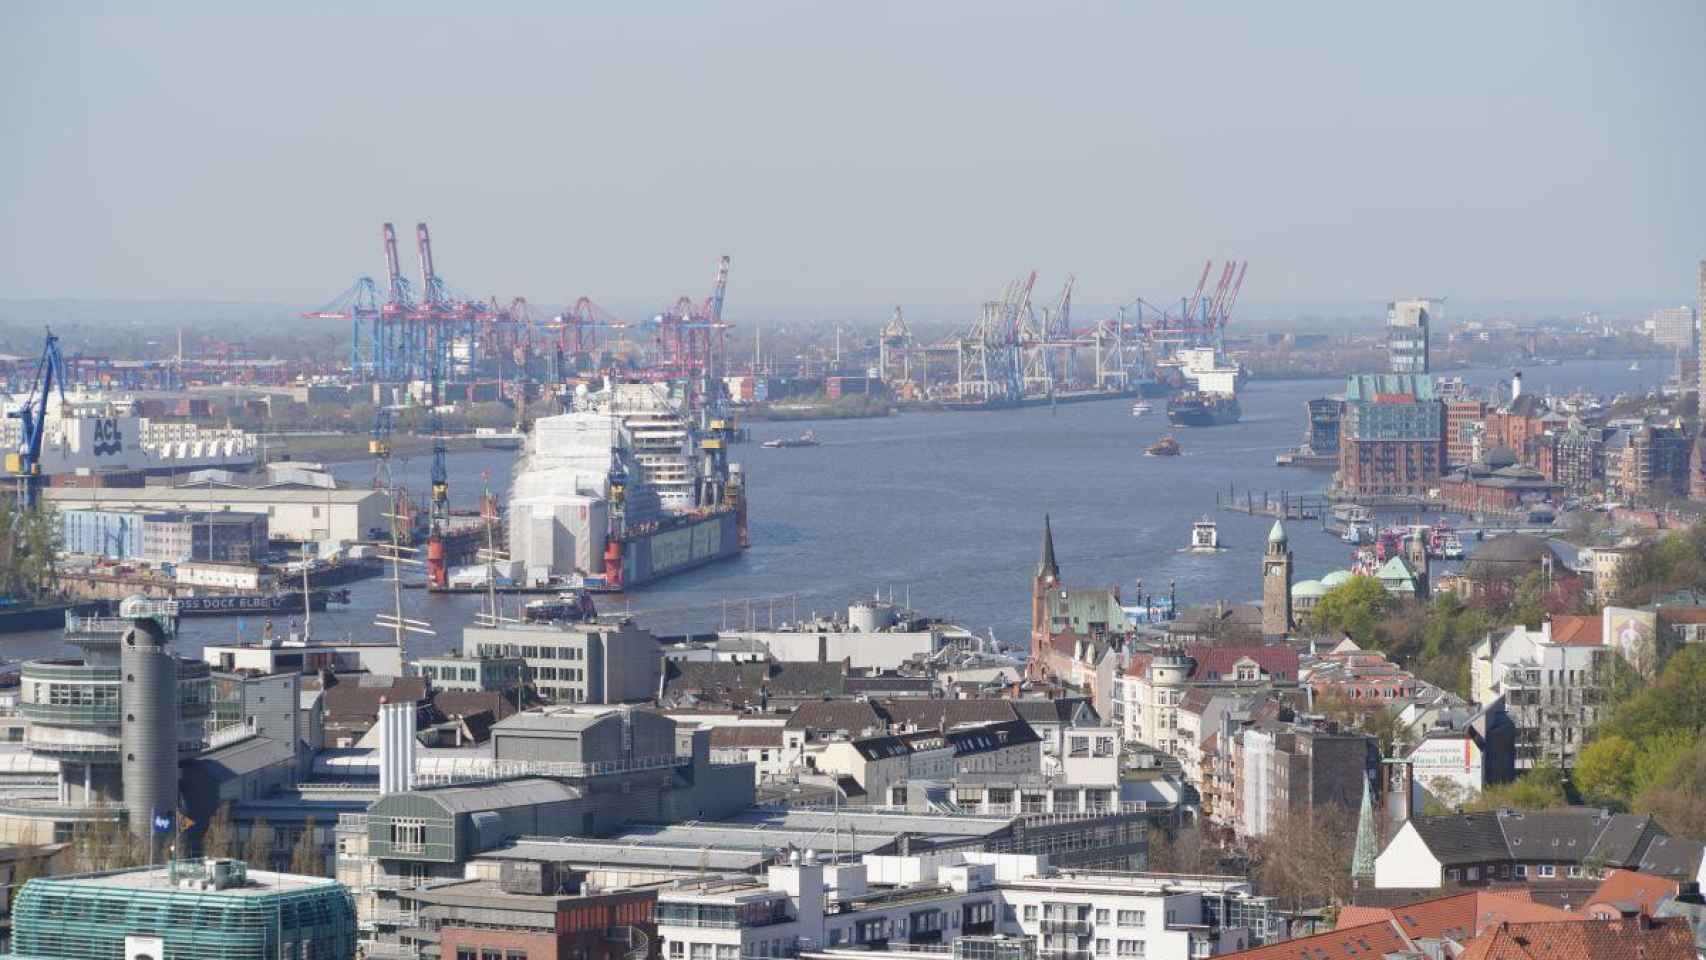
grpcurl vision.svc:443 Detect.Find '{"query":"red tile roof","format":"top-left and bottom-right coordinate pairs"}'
top-left (1458, 917), bottom-right (1695, 960)
top-left (1338, 890), bottom-right (1574, 942)
top-left (1547, 615), bottom-right (1603, 648)
top-left (1585, 869), bottom-right (1679, 917)
top-left (1216, 921), bottom-right (1408, 960)
top-left (1124, 653), bottom-right (1153, 678)
top-left (1184, 644), bottom-right (1299, 682)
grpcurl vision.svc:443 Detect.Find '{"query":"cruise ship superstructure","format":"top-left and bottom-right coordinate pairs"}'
top-left (508, 381), bottom-right (745, 591)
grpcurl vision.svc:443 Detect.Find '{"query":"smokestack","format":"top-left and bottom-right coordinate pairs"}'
top-left (379, 700), bottom-right (417, 795)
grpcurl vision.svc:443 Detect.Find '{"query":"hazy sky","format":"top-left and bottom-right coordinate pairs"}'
top-left (3, 1), bottom-right (1703, 312)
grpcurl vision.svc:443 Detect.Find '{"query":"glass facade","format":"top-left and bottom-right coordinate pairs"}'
top-left (8, 863), bottom-right (358, 960)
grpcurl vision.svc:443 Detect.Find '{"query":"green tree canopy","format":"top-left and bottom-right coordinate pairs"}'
top-left (1308, 575), bottom-right (1392, 642)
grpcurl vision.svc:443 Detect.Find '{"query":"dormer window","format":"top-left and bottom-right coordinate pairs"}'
top-left (1235, 663), bottom-right (1259, 682)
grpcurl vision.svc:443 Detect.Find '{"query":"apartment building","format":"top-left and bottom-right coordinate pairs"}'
top-left (1471, 618), bottom-right (1611, 769)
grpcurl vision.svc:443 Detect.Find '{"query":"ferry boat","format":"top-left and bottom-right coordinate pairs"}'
top-left (1146, 435), bottom-right (1181, 457)
top-left (1187, 517), bottom-right (1223, 552)
top-left (762, 430), bottom-right (819, 449)
top-left (1130, 401), bottom-right (1152, 417)
top-left (1327, 504), bottom-right (1377, 544)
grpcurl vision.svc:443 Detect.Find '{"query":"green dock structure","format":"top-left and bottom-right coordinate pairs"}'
top-left (6, 859), bottom-right (357, 960)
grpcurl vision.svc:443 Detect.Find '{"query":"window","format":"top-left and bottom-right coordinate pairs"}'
top-left (457, 952), bottom-right (477, 960)
top-left (1117, 910), bottom-right (1144, 927)
top-left (1537, 865), bottom-right (1556, 878)
top-left (389, 817), bottom-right (426, 853)
top-left (1024, 906), bottom-right (1038, 922)
top-left (1070, 737), bottom-right (1090, 757)
top-left (1235, 664), bottom-right (1258, 682)
top-left (1095, 940), bottom-right (1110, 955)
top-left (1095, 910), bottom-right (1110, 924)
top-left (691, 945), bottom-right (713, 960)
top-left (507, 953), bottom-right (528, 960)
top-left (1514, 865), bottom-right (1527, 878)
top-left (716, 946), bottom-right (739, 960)
top-left (670, 945), bottom-right (684, 958)
top-left (1117, 941), bottom-right (1144, 957)
top-left (482, 951), bottom-right (502, 960)
top-left (1567, 866), bottom-right (1583, 878)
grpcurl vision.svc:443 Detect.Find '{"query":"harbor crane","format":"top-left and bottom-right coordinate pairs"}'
top-left (6, 329), bottom-right (69, 510)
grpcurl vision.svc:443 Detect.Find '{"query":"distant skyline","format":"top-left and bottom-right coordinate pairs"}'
top-left (3, 2), bottom-right (1704, 311)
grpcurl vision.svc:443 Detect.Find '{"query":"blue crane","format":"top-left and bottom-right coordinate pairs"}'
top-left (6, 329), bottom-right (69, 510)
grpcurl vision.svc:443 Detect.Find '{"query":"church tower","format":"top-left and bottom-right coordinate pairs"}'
top-left (1262, 519), bottom-right (1293, 637)
top-left (1030, 514), bottom-right (1062, 673)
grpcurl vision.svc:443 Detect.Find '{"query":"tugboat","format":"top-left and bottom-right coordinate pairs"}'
top-left (1145, 435), bottom-right (1181, 457)
top-left (1186, 517), bottom-right (1224, 552)
top-left (1167, 391), bottom-right (1241, 427)
top-left (762, 430), bottom-right (820, 449)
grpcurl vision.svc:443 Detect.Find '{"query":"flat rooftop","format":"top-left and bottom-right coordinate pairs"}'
top-left (54, 864), bottom-right (340, 898)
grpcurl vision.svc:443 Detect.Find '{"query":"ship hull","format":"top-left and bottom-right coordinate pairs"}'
top-left (943, 387), bottom-right (1144, 412)
top-left (1167, 403), bottom-right (1241, 427)
top-left (605, 510), bottom-right (742, 591)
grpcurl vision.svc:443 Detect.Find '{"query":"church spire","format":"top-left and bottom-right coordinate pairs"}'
top-left (1038, 514), bottom-right (1060, 582)
top-left (1351, 773), bottom-right (1379, 885)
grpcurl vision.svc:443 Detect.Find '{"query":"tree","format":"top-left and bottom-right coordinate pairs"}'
top-left (1253, 806), bottom-right (1358, 911)
top-left (1633, 741), bottom-right (1706, 841)
top-left (1604, 646), bottom-right (1706, 743)
top-left (244, 819), bottom-right (272, 871)
top-left (1309, 576), bottom-right (1392, 643)
top-left (289, 818), bottom-right (323, 877)
top-left (1145, 823), bottom-right (1210, 874)
top-left (1463, 763), bottom-right (1569, 812)
top-left (1573, 735), bottom-right (1639, 806)
top-left (202, 802), bottom-right (235, 860)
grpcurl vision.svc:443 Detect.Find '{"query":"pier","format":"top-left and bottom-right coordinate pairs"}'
top-left (1216, 485), bottom-right (1329, 520)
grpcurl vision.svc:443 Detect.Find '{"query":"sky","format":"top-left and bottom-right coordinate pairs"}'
top-left (2, 1), bottom-right (1704, 314)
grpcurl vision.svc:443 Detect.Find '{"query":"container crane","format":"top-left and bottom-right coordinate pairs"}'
top-left (5, 330), bottom-right (69, 510)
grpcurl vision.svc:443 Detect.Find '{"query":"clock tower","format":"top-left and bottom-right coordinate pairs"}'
top-left (1262, 519), bottom-right (1293, 637)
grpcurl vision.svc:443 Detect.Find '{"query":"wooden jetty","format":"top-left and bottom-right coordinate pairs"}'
top-left (1216, 485), bottom-right (1329, 520)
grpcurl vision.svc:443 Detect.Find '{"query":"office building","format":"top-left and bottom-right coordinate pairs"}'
top-left (7, 858), bottom-right (358, 960)
top-left (1386, 299), bottom-right (1437, 374)
top-left (1471, 617), bottom-right (1611, 769)
top-left (465, 619), bottom-right (662, 704)
top-left (43, 485), bottom-right (387, 543)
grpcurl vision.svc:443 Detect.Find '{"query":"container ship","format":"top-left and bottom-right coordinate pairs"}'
top-left (1167, 391), bottom-right (1241, 427)
top-left (507, 381), bottom-right (746, 592)
top-left (0, 393), bottom-right (258, 475)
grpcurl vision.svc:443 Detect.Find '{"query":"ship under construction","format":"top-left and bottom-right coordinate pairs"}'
top-left (506, 381), bottom-right (746, 592)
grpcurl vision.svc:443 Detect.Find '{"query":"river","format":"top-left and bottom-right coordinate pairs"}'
top-left (1, 355), bottom-right (1668, 663)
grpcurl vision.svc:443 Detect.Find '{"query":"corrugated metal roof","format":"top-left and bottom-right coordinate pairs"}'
top-left (413, 776), bottom-right (582, 813)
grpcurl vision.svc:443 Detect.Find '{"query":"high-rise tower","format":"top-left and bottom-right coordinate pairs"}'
top-left (1387, 299), bottom-right (1438, 374)
top-left (121, 618), bottom-right (179, 849)
top-left (1262, 520), bottom-right (1293, 637)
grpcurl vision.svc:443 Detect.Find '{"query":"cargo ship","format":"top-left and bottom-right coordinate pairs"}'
top-left (1167, 391), bottom-right (1241, 427)
top-left (0, 392), bottom-right (258, 475)
top-left (507, 381), bottom-right (747, 592)
top-left (941, 385), bottom-right (1145, 411)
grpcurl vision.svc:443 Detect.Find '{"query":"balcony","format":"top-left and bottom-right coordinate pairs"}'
top-left (1039, 920), bottom-right (1091, 936)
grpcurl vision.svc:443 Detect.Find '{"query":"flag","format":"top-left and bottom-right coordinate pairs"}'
top-left (152, 811), bottom-right (172, 834)
top-left (179, 812), bottom-right (195, 832)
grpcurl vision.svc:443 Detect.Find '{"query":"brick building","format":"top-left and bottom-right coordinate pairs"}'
top-left (1338, 374), bottom-right (1445, 498)
top-left (407, 870), bottom-right (660, 960)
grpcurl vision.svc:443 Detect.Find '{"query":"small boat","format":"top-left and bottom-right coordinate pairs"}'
top-left (524, 588), bottom-right (598, 624)
top-left (1146, 435), bottom-right (1181, 457)
top-left (1629, 361), bottom-right (1641, 371)
top-left (1186, 517), bottom-right (1223, 552)
top-left (1131, 401), bottom-right (1153, 417)
top-left (763, 430), bottom-right (819, 449)
top-left (1437, 533), bottom-right (1465, 560)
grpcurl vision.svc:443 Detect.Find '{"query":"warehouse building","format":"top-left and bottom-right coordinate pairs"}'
top-left (44, 486), bottom-right (387, 543)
